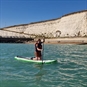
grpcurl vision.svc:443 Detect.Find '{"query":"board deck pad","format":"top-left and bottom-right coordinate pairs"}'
top-left (15, 56), bottom-right (57, 64)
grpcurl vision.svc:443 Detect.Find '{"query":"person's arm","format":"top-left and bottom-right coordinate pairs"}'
top-left (36, 43), bottom-right (42, 51)
top-left (37, 47), bottom-right (42, 51)
top-left (42, 38), bottom-right (45, 43)
top-left (43, 38), bottom-right (45, 43)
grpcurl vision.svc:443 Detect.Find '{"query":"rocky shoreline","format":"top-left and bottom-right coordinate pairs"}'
top-left (26, 37), bottom-right (87, 45)
top-left (0, 37), bottom-right (87, 45)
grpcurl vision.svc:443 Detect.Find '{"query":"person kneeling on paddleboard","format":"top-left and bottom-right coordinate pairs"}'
top-left (32, 39), bottom-right (45, 60)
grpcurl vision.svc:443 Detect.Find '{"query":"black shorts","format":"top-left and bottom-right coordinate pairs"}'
top-left (35, 51), bottom-right (41, 57)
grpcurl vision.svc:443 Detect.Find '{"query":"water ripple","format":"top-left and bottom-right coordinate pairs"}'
top-left (0, 44), bottom-right (87, 87)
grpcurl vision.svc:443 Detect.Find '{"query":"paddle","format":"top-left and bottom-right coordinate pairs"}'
top-left (42, 37), bottom-right (45, 64)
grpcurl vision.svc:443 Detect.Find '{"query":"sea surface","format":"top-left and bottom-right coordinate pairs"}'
top-left (0, 43), bottom-right (87, 87)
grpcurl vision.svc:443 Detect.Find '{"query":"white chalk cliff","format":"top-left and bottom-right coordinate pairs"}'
top-left (0, 10), bottom-right (87, 38)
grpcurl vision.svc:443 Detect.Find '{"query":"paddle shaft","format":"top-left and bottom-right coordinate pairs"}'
top-left (42, 42), bottom-right (44, 64)
top-left (42, 38), bottom-right (45, 64)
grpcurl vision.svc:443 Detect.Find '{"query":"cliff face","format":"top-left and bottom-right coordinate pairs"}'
top-left (0, 10), bottom-right (87, 38)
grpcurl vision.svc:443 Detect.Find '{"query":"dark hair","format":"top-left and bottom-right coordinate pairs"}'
top-left (38, 39), bottom-right (41, 41)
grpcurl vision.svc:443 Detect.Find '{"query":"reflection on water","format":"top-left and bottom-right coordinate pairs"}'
top-left (34, 64), bottom-right (47, 84)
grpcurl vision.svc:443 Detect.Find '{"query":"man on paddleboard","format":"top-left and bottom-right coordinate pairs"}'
top-left (32, 38), bottom-right (45, 60)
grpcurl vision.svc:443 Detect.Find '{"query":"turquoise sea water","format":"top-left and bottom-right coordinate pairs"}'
top-left (0, 43), bottom-right (87, 87)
